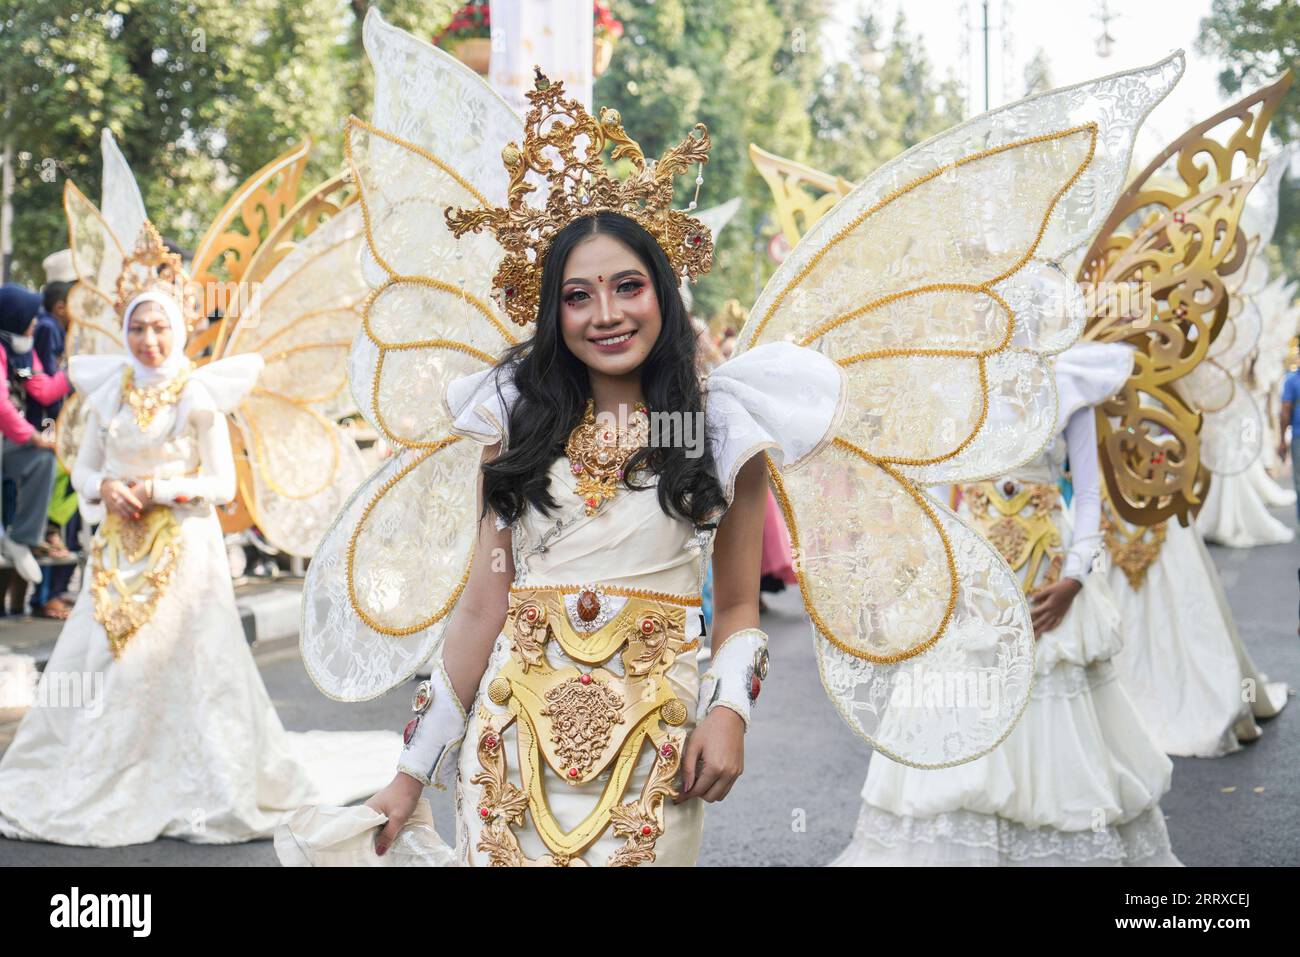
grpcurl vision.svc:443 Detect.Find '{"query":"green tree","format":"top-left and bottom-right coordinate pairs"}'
top-left (808, 11), bottom-right (965, 182)
top-left (0, 0), bottom-right (454, 286)
top-left (596, 0), bottom-right (830, 316)
top-left (1199, 0), bottom-right (1300, 279)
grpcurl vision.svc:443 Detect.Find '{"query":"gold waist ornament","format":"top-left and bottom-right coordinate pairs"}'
top-left (963, 481), bottom-right (1063, 594)
top-left (1101, 496), bottom-right (1167, 590)
top-left (472, 587), bottom-right (699, 866)
top-left (91, 506), bottom-right (183, 658)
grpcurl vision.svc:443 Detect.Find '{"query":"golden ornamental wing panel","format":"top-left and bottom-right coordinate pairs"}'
top-left (217, 189), bottom-right (371, 558)
top-left (188, 139), bottom-right (312, 314)
top-left (745, 56), bottom-right (1182, 767)
top-left (748, 143), bottom-right (854, 248)
top-left (301, 9), bottom-right (526, 701)
top-left (1080, 73), bottom-right (1290, 526)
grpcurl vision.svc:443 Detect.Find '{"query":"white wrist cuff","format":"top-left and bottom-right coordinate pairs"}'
top-left (396, 659), bottom-right (467, 789)
top-left (1063, 535), bottom-right (1103, 582)
top-left (696, 627), bottom-right (768, 729)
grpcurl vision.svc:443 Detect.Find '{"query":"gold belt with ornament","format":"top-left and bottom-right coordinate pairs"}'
top-left (471, 585), bottom-right (699, 867)
top-left (91, 506), bottom-right (183, 658)
top-left (1101, 494), bottom-right (1167, 590)
top-left (962, 480), bottom-right (1063, 594)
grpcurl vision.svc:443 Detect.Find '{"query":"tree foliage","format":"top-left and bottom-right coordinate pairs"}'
top-left (1199, 0), bottom-right (1300, 280)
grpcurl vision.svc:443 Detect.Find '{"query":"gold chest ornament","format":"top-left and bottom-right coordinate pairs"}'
top-left (565, 399), bottom-right (650, 516)
top-left (962, 480), bottom-right (1064, 594)
top-left (471, 585), bottom-right (700, 866)
top-left (121, 364), bottom-right (192, 430)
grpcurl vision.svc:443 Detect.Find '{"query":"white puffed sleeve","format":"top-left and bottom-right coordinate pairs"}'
top-left (1052, 341), bottom-right (1134, 435)
top-left (704, 341), bottom-right (846, 503)
top-left (1051, 341), bottom-right (1134, 581)
top-left (442, 361), bottom-right (519, 446)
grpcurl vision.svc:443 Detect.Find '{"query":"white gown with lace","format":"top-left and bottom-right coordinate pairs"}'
top-left (278, 341), bottom-right (845, 866)
top-left (0, 362), bottom-right (400, 847)
top-left (831, 348), bottom-right (1180, 867)
top-left (1110, 519), bottom-right (1288, 757)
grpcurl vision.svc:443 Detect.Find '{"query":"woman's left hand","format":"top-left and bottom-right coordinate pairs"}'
top-left (127, 479), bottom-right (154, 510)
top-left (676, 707), bottom-right (745, 804)
top-left (1029, 577), bottom-right (1082, 637)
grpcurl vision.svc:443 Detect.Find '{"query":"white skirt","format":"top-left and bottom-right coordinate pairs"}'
top-left (1110, 522), bottom-right (1260, 757)
top-left (0, 508), bottom-right (400, 847)
top-left (831, 573), bottom-right (1181, 866)
top-left (1197, 469), bottom-right (1294, 548)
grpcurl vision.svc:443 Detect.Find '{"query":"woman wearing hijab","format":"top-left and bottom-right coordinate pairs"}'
top-left (0, 284), bottom-right (399, 847)
top-left (0, 283), bottom-right (70, 586)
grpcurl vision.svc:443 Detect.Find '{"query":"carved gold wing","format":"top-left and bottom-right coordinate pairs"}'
top-left (1078, 71), bottom-right (1292, 525)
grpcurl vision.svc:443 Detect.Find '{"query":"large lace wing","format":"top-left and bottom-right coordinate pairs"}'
top-left (1252, 275), bottom-right (1299, 411)
top-left (212, 176), bottom-right (371, 558)
top-left (1195, 148), bottom-right (1296, 476)
top-left (738, 55), bottom-right (1181, 768)
top-left (1079, 72), bottom-right (1291, 523)
top-left (302, 8), bottom-right (522, 701)
top-left (56, 129), bottom-right (149, 468)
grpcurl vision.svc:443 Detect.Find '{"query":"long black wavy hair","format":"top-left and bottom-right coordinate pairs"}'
top-left (481, 211), bottom-right (727, 529)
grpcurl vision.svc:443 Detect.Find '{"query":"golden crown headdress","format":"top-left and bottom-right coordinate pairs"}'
top-left (114, 221), bottom-right (203, 331)
top-left (446, 68), bottom-right (714, 327)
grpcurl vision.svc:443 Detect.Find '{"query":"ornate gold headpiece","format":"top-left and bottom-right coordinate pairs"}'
top-left (114, 221), bottom-right (203, 331)
top-left (446, 68), bottom-right (714, 327)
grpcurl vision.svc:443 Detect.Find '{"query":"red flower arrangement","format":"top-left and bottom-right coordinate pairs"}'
top-left (594, 1), bottom-right (624, 40)
top-left (434, 1), bottom-right (490, 47)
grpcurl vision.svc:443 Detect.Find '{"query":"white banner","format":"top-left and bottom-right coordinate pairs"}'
top-left (489, 0), bottom-right (593, 114)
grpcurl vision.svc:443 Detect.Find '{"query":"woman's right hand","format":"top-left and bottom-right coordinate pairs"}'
top-left (100, 479), bottom-right (143, 520)
top-left (365, 771), bottom-right (425, 857)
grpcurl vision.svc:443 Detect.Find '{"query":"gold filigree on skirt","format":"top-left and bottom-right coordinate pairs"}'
top-left (472, 589), bottom-right (695, 866)
top-left (91, 507), bottom-right (183, 658)
top-left (962, 482), bottom-right (1063, 594)
top-left (1101, 500), bottom-right (1167, 590)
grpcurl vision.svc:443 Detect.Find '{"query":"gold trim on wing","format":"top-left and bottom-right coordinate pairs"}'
top-left (345, 440), bottom-right (473, 637)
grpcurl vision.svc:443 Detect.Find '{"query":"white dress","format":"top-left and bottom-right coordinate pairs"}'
top-left (832, 348), bottom-right (1181, 867)
top-left (0, 360), bottom-right (400, 847)
top-left (1197, 466), bottom-right (1295, 548)
top-left (278, 342), bottom-right (844, 867)
top-left (1110, 519), bottom-right (1288, 756)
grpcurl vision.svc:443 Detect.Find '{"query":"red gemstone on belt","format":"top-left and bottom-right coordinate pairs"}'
top-left (580, 673), bottom-right (592, 685)
top-left (479, 807), bottom-right (489, 818)
top-left (485, 735), bottom-right (498, 748)
top-left (568, 767), bottom-right (579, 778)
top-left (641, 825), bottom-right (653, 836)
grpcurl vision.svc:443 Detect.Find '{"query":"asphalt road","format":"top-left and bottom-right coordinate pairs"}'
top-left (1, 511), bottom-right (1296, 866)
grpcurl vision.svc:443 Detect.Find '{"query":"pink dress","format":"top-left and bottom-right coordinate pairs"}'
top-left (759, 487), bottom-right (797, 588)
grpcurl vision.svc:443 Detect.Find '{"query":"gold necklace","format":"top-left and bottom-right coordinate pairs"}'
top-left (565, 398), bottom-right (650, 515)
top-left (122, 363), bottom-right (192, 430)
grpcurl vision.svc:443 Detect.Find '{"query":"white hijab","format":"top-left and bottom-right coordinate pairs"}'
top-left (121, 290), bottom-right (189, 386)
